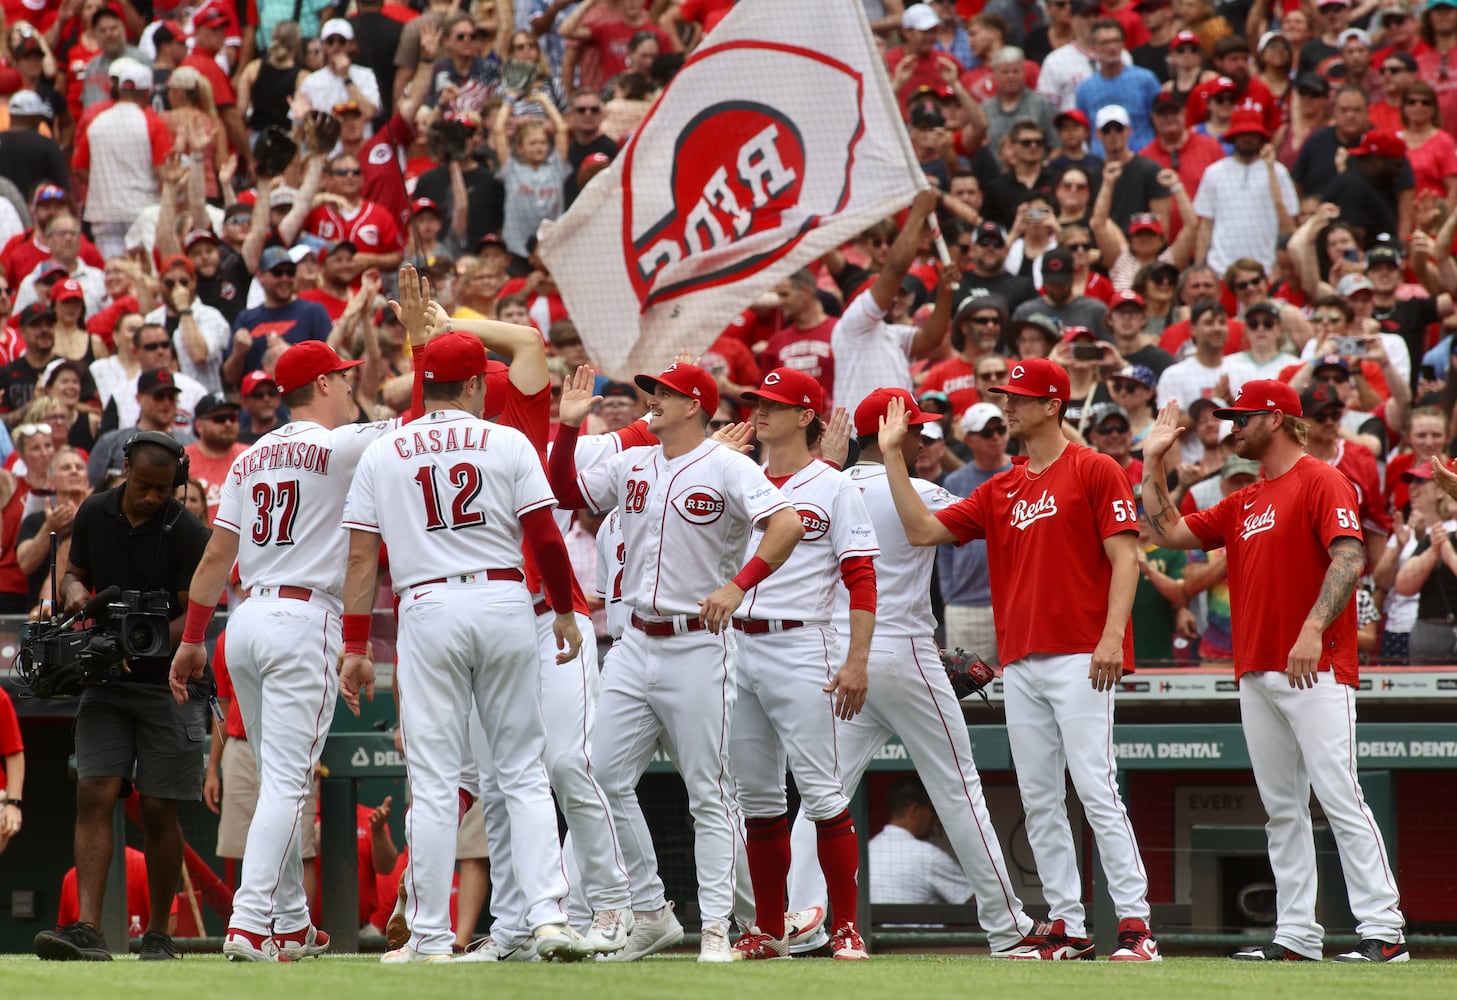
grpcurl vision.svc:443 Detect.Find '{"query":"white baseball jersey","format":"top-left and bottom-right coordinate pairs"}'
top-left (342, 409), bottom-right (555, 590)
top-left (575, 439), bottom-right (791, 618)
top-left (740, 460), bottom-right (878, 624)
top-left (835, 464), bottom-right (955, 640)
top-left (215, 418), bottom-right (397, 595)
top-left (594, 506), bottom-right (629, 639)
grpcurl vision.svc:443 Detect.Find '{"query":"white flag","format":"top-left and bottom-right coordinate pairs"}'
top-left (538, 0), bottom-right (925, 379)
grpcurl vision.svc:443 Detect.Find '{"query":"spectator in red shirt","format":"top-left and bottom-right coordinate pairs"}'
top-left (0, 684), bottom-right (22, 854)
top-left (558, 0), bottom-right (676, 92)
top-left (886, 3), bottom-right (966, 112)
top-left (921, 295), bottom-right (1008, 419)
top-left (183, 393), bottom-right (246, 524)
top-left (1185, 35), bottom-right (1280, 135)
top-left (760, 270), bottom-right (837, 395)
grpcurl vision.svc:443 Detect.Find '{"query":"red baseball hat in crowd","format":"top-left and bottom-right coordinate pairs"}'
top-left (853, 387), bottom-right (939, 438)
top-left (987, 357), bottom-right (1071, 401)
top-left (1350, 129), bottom-right (1406, 159)
top-left (1213, 378), bottom-right (1302, 419)
top-left (1404, 460), bottom-right (1436, 483)
top-left (1054, 109), bottom-right (1089, 129)
top-left (53, 278), bottom-right (84, 303)
top-left (1111, 289), bottom-right (1146, 310)
top-left (274, 341), bottom-right (362, 394)
top-left (241, 370), bottom-right (277, 396)
top-left (1225, 109), bottom-right (1272, 141)
top-left (1171, 30), bottom-right (1200, 49)
top-left (634, 363), bottom-right (720, 416)
top-left (410, 197), bottom-right (440, 216)
top-left (1128, 213), bottom-right (1164, 237)
top-left (421, 331), bottom-right (486, 382)
top-left (1059, 325), bottom-right (1096, 344)
top-left (743, 367), bottom-right (824, 415)
top-left (1209, 75), bottom-right (1238, 96)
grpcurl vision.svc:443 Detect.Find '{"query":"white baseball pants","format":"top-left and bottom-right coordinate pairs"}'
top-left (731, 626), bottom-right (850, 820)
top-left (1239, 671), bottom-right (1405, 957)
top-left (1001, 652), bottom-right (1151, 937)
top-left (787, 635), bottom-right (1033, 951)
top-left (396, 582), bottom-right (568, 955)
top-left (225, 594), bottom-right (339, 937)
top-left (591, 625), bottom-right (742, 924)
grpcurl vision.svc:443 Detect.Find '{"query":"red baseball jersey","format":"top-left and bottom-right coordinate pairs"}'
top-left (0, 686), bottom-right (21, 792)
top-left (1326, 440), bottom-right (1392, 539)
top-left (935, 445), bottom-right (1138, 666)
top-left (1185, 454), bottom-right (1361, 685)
top-left (212, 631), bottom-right (248, 740)
top-left (303, 200), bottom-right (403, 255)
top-left (918, 356), bottom-right (980, 419)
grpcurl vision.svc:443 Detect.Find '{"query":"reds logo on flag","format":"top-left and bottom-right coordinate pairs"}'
top-left (540, 0), bottom-right (925, 379)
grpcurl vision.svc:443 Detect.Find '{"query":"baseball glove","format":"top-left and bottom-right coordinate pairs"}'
top-left (941, 647), bottom-right (996, 705)
top-left (299, 110), bottom-right (342, 158)
top-left (252, 125), bottom-right (298, 179)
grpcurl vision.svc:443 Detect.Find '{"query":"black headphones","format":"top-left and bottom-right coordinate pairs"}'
top-left (123, 430), bottom-right (191, 488)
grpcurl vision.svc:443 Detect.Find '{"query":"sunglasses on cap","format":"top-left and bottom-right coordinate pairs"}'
top-left (13, 422), bottom-right (50, 439)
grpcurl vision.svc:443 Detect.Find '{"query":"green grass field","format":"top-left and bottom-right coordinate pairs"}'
top-left (0, 954), bottom-right (1448, 1000)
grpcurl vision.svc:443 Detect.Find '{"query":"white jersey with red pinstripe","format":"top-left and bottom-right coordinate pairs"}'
top-left (740, 459), bottom-right (877, 623)
top-left (302, 199), bottom-right (403, 255)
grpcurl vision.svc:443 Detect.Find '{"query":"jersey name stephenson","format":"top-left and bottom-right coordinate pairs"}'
top-left (342, 409), bottom-right (555, 590)
top-left (576, 439), bottom-right (790, 618)
top-left (741, 460), bottom-right (878, 624)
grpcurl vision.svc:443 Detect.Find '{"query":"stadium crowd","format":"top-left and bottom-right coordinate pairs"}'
top-left (0, 0), bottom-right (1453, 661)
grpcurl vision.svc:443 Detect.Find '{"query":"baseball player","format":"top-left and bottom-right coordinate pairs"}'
top-left (875, 359), bottom-right (1161, 962)
top-left (728, 367), bottom-right (878, 961)
top-left (549, 362), bottom-right (805, 963)
top-left (170, 336), bottom-right (421, 963)
top-left (338, 330), bottom-right (591, 963)
top-left (785, 387), bottom-right (1045, 960)
top-left (1140, 386), bottom-right (1407, 963)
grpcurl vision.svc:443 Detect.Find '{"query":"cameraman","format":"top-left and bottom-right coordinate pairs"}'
top-left (33, 433), bottom-right (210, 962)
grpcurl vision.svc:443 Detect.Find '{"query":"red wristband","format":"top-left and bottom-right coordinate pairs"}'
top-left (342, 613), bottom-right (371, 656)
top-left (731, 556), bottom-right (773, 592)
top-left (182, 599), bottom-right (215, 645)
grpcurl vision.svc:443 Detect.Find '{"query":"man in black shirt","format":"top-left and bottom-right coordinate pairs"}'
top-left (563, 87), bottom-right (617, 207)
top-left (412, 125), bottom-right (505, 250)
top-left (1369, 244), bottom-right (1451, 384)
top-left (955, 221), bottom-right (1038, 314)
top-left (33, 434), bottom-right (209, 963)
top-left (1096, 105), bottom-right (1173, 232)
top-left (981, 121), bottom-right (1055, 228)
top-left (183, 230), bottom-right (249, 324)
top-left (1130, 0), bottom-right (1178, 82)
top-left (0, 304), bottom-right (56, 427)
top-left (349, 0), bottom-right (406, 126)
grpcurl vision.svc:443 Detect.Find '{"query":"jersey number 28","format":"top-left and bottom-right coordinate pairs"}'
top-left (414, 463), bottom-right (486, 530)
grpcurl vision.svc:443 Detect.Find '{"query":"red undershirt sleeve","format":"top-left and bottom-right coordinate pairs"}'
top-left (520, 506), bottom-right (574, 612)
top-left (547, 421), bottom-right (588, 508)
top-left (840, 555), bottom-right (877, 614)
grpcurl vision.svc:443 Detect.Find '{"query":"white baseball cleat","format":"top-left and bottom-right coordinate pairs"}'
top-left (733, 926), bottom-right (789, 960)
top-left (785, 907), bottom-right (826, 947)
top-left (455, 936), bottom-right (540, 963)
top-left (380, 946), bottom-right (452, 963)
top-left (831, 923), bottom-right (869, 961)
top-left (533, 922), bottom-right (593, 962)
top-left (582, 908), bottom-right (635, 954)
top-left (274, 924), bottom-right (330, 960)
top-left (698, 921), bottom-right (738, 963)
top-left (223, 927), bottom-right (287, 962)
top-left (604, 902), bottom-right (685, 961)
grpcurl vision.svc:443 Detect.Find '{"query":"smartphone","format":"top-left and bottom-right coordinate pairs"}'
top-left (1333, 335), bottom-right (1366, 357)
top-left (1027, 208), bottom-right (1048, 221)
top-left (1421, 364), bottom-right (1438, 382)
top-left (1342, 248), bottom-right (1361, 263)
top-left (1071, 343), bottom-right (1104, 361)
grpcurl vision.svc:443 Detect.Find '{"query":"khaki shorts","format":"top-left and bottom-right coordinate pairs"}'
top-left (217, 737), bottom-right (319, 859)
top-left (456, 796), bottom-right (488, 859)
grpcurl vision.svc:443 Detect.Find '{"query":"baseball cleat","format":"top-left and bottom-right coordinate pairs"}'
top-left (1007, 924), bottom-right (1094, 961)
top-left (785, 907), bottom-right (826, 947)
top-left (990, 918), bottom-right (1061, 958)
top-left (274, 924), bottom-right (330, 960)
top-left (34, 922), bottom-right (113, 962)
top-left (534, 922), bottom-right (593, 962)
top-left (380, 946), bottom-right (452, 963)
top-left (1108, 918), bottom-right (1161, 962)
top-left (385, 871), bottom-right (410, 950)
top-left (733, 926), bottom-right (789, 960)
top-left (1231, 942), bottom-right (1318, 961)
top-left (698, 921), bottom-right (737, 963)
top-left (583, 908), bottom-right (635, 954)
top-left (223, 926), bottom-right (288, 963)
top-left (1334, 939), bottom-right (1409, 963)
top-left (831, 923), bottom-right (869, 961)
top-left (455, 936), bottom-right (540, 962)
top-left (605, 902), bottom-right (684, 961)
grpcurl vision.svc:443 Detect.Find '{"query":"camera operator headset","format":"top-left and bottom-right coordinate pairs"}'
top-left (35, 431), bottom-right (214, 962)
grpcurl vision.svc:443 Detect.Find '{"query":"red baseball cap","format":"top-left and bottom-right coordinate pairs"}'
top-left (987, 357), bottom-right (1071, 401)
top-left (1128, 213), bottom-right (1164, 238)
top-left (241, 370), bottom-right (277, 396)
top-left (410, 196), bottom-right (440, 216)
top-left (1111, 289), bottom-right (1146, 310)
top-left (1225, 108), bottom-right (1272, 141)
top-left (742, 367), bottom-right (824, 414)
top-left (1209, 75), bottom-right (1238, 95)
top-left (479, 360), bottom-right (512, 419)
top-left (853, 387), bottom-right (939, 438)
top-left (1350, 129), bottom-right (1406, 159)
top-left (274, 341), bottom-right (362, 394)
top-left (53, 278), bottom-right (84, 303)
top-left (1053, 109), bottom-right (1089, 129)
top-left (1171, 30), bottom-right (1200, 49)
top-left (1212, 378), bottom-right (1302, 419)
top-left (1059, 325), bottom-right (1096, 344)
top-left (421, 331), bottom-right (486, 382)
top-left (634, 362), bottom-right (720, 416)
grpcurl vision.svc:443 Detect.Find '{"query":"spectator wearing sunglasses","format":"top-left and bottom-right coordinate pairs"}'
top-left (299, 19), bottom-right (382, 125)
top-left (1222, 301), bottom-right (1300, 396)
top-left (225, 247), bottom-right (334, 386)
top-left (981, 121), bottom-right (1057, 229)
top-left (145, 256), bottom-right (231, 396)
top-left (100, 324), bottom-right (209, 433)
top-left (185, 393), bottom-right (247, 525)
top-left (238, 371), bottom-right (285, 444)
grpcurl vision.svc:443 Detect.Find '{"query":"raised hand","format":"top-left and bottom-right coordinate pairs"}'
top-left (389, 264), bottom-right (435, 342)
top-left (877, 395), bottom-right (910, 455)
top-left (557, 364), bottom-right (600, 428)
top-left (819, 405), bottom-right (851, 469)
top-left (1141, 400), bottom-right (1185, 464)
top-left (711, 420), bottom-right (755, 453)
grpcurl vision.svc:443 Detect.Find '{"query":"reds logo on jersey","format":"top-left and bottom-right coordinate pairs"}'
top-left (1240, 503), bottom-right (1277, 540)
top-left (1010, 490), bottom-right (1058, 531)
top-left (796, 503), bottom-right (830, 540)
top-left (674, 486), bottom-right (726, 525)
top-left (622, 42), bottom-right (865, 312)
top-left (357, 224), bottom-right (381, 249)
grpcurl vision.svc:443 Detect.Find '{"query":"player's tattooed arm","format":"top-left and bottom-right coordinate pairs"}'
top-left (1139, 402), bottom-right (1202, 549)
top-left (1287, 536), bottom-right (1364, 689)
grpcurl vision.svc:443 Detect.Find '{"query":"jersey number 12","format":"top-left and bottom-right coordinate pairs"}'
top-left (414, 463), bottom-right (486, 530)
